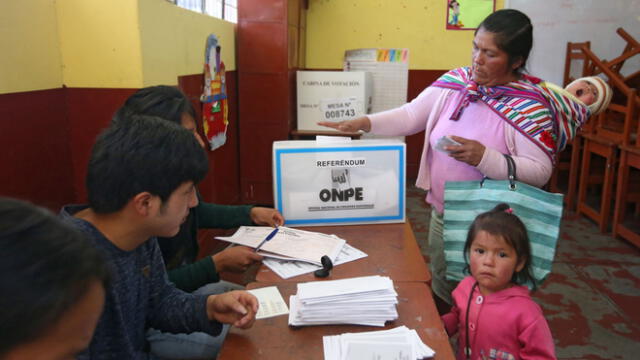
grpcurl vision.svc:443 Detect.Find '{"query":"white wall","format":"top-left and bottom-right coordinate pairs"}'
top-left (506, 0), bottom-right (640, 84)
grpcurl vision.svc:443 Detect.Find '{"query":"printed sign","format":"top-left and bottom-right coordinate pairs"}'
top-left (297, 71), bottom-right (372, 131)
top-left (273, 140), bottom-right (406, 226)
top-left (319, 97), bottom-right (361, 122)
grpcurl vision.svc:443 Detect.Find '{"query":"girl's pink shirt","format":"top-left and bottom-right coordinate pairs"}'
top-left (441, 276), bottom-right (556, 360)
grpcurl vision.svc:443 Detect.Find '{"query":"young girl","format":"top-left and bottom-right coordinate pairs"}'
top-left (441, 203), bottom-right (555, 360)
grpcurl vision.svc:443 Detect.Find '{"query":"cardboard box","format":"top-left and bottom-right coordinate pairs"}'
top-left (273, 139), bottom-right (405, 226)
top-left (296, 71), bottom-right (372, 131)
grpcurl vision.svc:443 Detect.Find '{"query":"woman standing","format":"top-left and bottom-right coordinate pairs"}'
top-left (320, 9), bottom-right (583, 311)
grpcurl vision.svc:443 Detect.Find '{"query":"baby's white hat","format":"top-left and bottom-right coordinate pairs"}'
top-left (567, 76), bottom-right (613, 116)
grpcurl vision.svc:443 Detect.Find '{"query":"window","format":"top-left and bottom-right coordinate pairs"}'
top-left (172, 0), bottom-right (237, 23)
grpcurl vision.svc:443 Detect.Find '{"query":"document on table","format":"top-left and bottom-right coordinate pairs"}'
top-left (216, 226), bottom-right (345, 266)
top-left (323, 326), bottom-right (435, 360)
top-left (262, 243), bottom-right (367, 279)
top-left (247, 286), bottom-right (289, 320)
top-left (288, 276), bottom-right (398, 327)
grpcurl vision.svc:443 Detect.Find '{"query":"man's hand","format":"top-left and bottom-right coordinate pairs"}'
top-left (250, 207), bottom-right (284, 227)
top-left (206, 291), bottom-right (258, 329)
top-left (317, 116), bottom-right (371, 133)
top-left (446, 136), bottom-right (486, 167)
top-left (213, 246), bottom-right (263, 273)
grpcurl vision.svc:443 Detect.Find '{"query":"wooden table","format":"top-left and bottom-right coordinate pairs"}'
top-left (218, 281), bottom-right (455, 360)
top-left (256, 222), bottom-right (431, 283)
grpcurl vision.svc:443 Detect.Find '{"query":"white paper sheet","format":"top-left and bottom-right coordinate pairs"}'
top-left (262, 243), bottom-right (367, 279)
top-left (297, 275), bottom-right (395, 300)
top-left (316, 135), bottom-right (353, 143)
top-left (247, 286), bottom-right (289, 320)
top-left (323, 326), bottom-right (435, 360)
top-left (344, 341), bottom-right (414, 360)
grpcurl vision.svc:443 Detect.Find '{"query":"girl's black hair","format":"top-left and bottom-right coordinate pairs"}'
top-left (476, 9), bottom-right (533, 74)
top-left (463, 203), bottom-right (537, 289)
top-left (0, 198), bottom-right (110, 355)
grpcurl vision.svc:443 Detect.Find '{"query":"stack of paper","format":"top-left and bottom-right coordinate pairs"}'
top-left (323, 326), bottom-right (435, 360)
top-left (216, 226), bottom-right (345, 266)
top-left (288, 275), bottom-right (398, 327)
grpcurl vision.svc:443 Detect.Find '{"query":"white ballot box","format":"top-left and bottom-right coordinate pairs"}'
top-left (296, 71), bottom-right (372, 131)
top-left (273, 140), bottom-right (405, 226)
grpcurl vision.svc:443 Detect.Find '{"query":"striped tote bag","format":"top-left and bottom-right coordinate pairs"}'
top-left (443, 155), bottom-right (564, 287)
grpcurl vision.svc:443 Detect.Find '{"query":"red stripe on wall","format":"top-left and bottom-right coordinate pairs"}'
top-left (0, 69), bottom-right (440, 211)
top-left (65, 87), bottom-right (139, 203)
top-left (0, 88), bottom-right (75, 211)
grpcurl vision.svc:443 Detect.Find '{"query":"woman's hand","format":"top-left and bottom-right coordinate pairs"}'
top-left (446, 136), bottom-right (486, 166)
top-left (317, 116), bottom-right (371, 133)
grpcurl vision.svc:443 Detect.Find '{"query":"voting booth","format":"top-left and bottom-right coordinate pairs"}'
top-left (273, 140), bottom-right (405, 226)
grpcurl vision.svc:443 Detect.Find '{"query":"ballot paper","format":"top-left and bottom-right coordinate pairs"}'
top-left (316, 135), bottom-right (353, 143)
top-left (247, 286), bottom-right (289, 320)
top-left (216, 226), bottom-right (345, 266)
top-left (323, 326), bottom-right (435, 360)
top-left (262, 243), bottom-right (367, 279)
top-left (288, 275), bottom-right (398, 327)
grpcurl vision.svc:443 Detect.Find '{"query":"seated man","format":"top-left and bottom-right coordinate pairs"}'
top-left (60, 115), bottom-right (258, 359)
top-left (113, 86), bottom-right (284, 296)
top-left (113, 86), bottom-right (284, 358)
top-left (0, 197), bottom-right (108, 359)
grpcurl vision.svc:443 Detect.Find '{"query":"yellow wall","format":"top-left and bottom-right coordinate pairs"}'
top-left (0, 0), bottom-right (63, 94)
top-left (138, 0), bottom-right (236, 86)
top-left (305, 0), bottom-right (504, 70)
top-left (1, 0), bottom-right (236, 93)
top-left (56, 0), bottom-right (144, 88)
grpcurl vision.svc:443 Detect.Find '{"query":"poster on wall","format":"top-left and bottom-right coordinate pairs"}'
top-left (201, 34), bottom-right (229, 151)
top-left (273, 140), bottom-right (406, 227)
top-left (446, 0), bottom-right (495, 30)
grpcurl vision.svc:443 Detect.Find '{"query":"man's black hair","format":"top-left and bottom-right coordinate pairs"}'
top-left (0, 198), bottom-right (109, 355)
top-left (87, 115), bottom-right (208, 213)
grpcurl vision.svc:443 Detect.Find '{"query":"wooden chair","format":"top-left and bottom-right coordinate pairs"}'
top-left (613, 145), bottom-right (640, 247)
top-left (575, 43), bottom-right (639, 232)
top-left (612, 86), bottom-right (640, 248)
top-left (613, 144), bottom-right (640, 247)
top-left (591, 28), bottom-right (640, 82)
top-left (563, 41), bottom-right (592, 86)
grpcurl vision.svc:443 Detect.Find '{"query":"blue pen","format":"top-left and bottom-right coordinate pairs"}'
top-left (254, 226), bottom-right (279, 252)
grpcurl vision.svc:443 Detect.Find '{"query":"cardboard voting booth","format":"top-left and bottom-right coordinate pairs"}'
top-left (273, 140), bottom-right (405, 226)
top-left (296, 71), bottom-right (372, 132)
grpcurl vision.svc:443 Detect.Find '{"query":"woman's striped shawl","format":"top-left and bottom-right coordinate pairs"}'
top-left (432, 67), bottom-right (588, 161)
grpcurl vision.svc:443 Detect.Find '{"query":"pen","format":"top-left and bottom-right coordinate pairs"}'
top-left (254, 226), bottom-right (279, 253)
